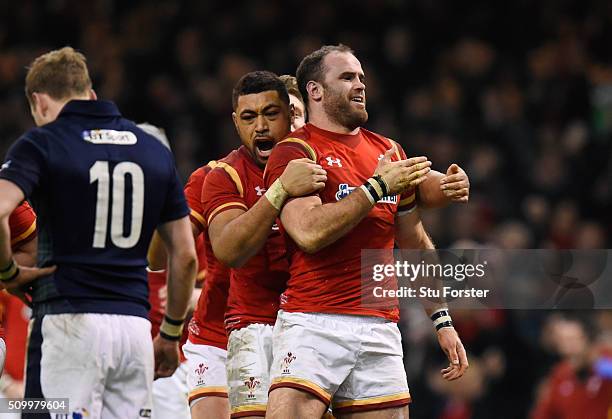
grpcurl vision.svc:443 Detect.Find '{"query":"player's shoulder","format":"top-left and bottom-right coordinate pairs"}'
top-left (187, 160), bottom-right (219, 185)
top-left (136, 122), bottom-right (170, 149)
top-left (216, 148), bottom-right (243, 167)
top-left (14, 126), bottom-right (51, 148)
top-left (360, 128), bottom-right (405, 159)
top-left (360, 127), bottom-right (395, 147)
top-left (126, 120), bottom-right (172, 153)
top-left (206, 149), bottom-right (247, 193)
top-left (275, 126), bottom-right (318, 161)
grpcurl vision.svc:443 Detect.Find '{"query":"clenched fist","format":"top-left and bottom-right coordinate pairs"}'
top-left (279, 158), bottom-right (327, 196)
top-left (440, 164), bottom-right (469, 203)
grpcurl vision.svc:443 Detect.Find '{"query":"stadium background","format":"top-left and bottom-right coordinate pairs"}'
top-left (0, 0), bottom-right (610, 418)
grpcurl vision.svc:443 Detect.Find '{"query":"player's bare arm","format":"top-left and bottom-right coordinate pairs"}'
top-left (418, 163), bottom-right (470, 208)
top-left (395, 209), bottom-right (469, 381)
top-left (153, 215), bottom-right (197, 379)
top-left (148, 211), bottom-right (207, 271)
top-left (156, 216), bottom-right (197, 322)
top-left (0, 180), bottom-right (55, 292)
top-left (208, 158), bottom-right (325, 268)
top-left (280, 151), bottom-right (431, 254)
top-left (13, 236), bottom-right (37, 267)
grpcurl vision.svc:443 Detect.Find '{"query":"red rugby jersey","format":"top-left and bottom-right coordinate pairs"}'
top-left (9, 200), bottom-right (37, 250)
top-left (184, 164), bottom-right (230, 350)
top-left (0, 290), bottom-right (29, 380)
top-left (202, 146), bottom-right (288, 333)
top-left (264, 123), bottom-right (416, 322)
top-left (0, 201), bottom-right (37, 339)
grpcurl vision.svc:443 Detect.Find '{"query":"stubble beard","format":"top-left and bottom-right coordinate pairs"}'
top-left (322, 87), bottom-right (368, 132)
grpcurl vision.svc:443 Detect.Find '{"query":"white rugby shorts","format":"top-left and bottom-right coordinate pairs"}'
top-left (183, 340), bottom-right (229, 407)
top-left (226, 323), bottom-right (274, 418)
top-left (269, 310), bottom-right (411, 415)
top-left (152, 361), bottom-right (190, 419)
top-left (25, 313), bottom-right (153, 419)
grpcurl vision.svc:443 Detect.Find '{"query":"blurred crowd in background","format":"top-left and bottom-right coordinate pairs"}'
top-left (0, 1), bottom-right (610, 418)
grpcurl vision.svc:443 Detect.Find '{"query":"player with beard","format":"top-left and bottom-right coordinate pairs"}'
top-left (279, 74), bottom-right (468, 207)
top-left (264, 45), bottom-right (469, 418)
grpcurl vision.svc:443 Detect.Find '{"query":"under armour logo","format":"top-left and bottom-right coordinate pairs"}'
top-left (326, 157), bottom-right (342, 167)
top-left (0, 160), bottom-right (11, 171)
top-left (255, 186), bottom-right (266, 196)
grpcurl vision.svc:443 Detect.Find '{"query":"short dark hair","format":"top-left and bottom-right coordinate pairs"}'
top-left (296, 44), bottom-right (354, 111)
top-left (232, 71), bottom-right (289, 110)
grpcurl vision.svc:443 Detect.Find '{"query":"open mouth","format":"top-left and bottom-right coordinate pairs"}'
top-left (351, 96), bottom-right (365, 107)
top-left (255, 138), bottom-right (274, 159)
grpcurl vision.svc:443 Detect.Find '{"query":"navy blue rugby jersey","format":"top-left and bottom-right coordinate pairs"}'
top-left (0, 100), bottom-right (188, 318)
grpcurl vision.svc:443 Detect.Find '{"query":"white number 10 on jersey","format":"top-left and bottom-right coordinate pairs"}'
top-left (89, 161), bottom-right (145, 249)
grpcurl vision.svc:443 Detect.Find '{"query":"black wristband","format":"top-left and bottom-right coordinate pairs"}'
top-left (372, 175), bottom-right (388, 197)
top-left (430, 310), bottom-right (449, 322)
top-left (159, 330), bottom-right (181, 341)
top-left (363, 181), bottom-right (381, 202)
top-left (435, 320), bottom-right (454, 331)
top-left (164, 315), bottom-right (185, 326)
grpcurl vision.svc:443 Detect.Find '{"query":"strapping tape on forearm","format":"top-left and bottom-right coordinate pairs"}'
top-left (265, 178), bottom-right (289, 211)
top-left (361, 176), bottom-right (390, 205)
top-left (159, 315), bottom-right (185, 340)
top-left (430, 308), bottom-right (453, 330)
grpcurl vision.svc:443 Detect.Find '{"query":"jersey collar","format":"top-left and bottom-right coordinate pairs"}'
top-left (59, 100), bottom-right (122, 118)
top-left (305, 123), bottom-right (362, 148)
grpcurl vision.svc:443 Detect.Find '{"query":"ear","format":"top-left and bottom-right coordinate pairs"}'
top-left (231, 111), bottom-right (239, 131)
top-left (306, 81), bottom-right (323, 102)
top-left (89, 89), bottom-right (97, 100)
top-left (31, 92), bottom-right (48, 117)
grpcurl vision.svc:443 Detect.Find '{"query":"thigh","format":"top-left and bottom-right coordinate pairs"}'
top-left (183, 341), bottom-right (229, 410)
top-left (333, 322), bottom-right (410, 416)
top-left (152, 362), bottom-right (191, 419)
top-left (226, 324), bottom-right (273, 418)
top-left (336, 405), bottom-right (409, 419)
top-left (266, 387), bottom-right (327, 419)
top-left (102, 315), bottom-right (154, 419)
top-left (190, 395), bottom-right (230, 419)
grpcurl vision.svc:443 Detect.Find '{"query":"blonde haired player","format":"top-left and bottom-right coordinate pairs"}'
top-left (0, 47), bottom-right (197, 418)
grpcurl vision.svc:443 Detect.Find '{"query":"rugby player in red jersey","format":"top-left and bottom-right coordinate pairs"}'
top-left (0, 201), bottom-right (37, 380)
top-left (202, 71), bottom-right (326, 418)
top-left (148, 160), bottom-right (233, 419)
top-left (264, 45), bottom-right (469, 419)
top-left (279, 74), bottom-right (469, 207)
top-left (182, 162), bottom-right (232, 419)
